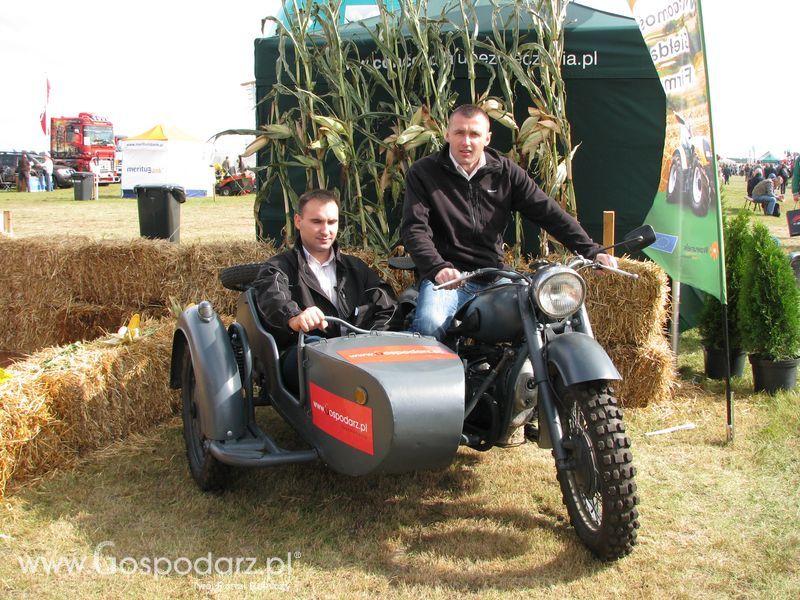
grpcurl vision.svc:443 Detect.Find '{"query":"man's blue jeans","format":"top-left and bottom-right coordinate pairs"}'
top-left (410, 278), bottom-right (495, 341)
top-left (753, 194), bottom-right (777, 215)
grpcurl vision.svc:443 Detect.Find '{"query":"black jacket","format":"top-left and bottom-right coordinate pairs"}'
top-left (401, 145), bottom-right (602, 282)
top-left (253, 240), bottom-right (400, 348)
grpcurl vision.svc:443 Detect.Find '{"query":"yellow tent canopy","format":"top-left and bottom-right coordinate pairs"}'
top-left (126, 124), bottom-right (199, 142)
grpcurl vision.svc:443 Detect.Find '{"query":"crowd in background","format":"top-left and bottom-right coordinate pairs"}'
top-left (718, 153), bottom-right (800, 217)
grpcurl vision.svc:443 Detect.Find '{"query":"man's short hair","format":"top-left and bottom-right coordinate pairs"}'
top-left (449, 104), bottom-right (490, 126)
top-left (297, 189), bottom-right (341, 214)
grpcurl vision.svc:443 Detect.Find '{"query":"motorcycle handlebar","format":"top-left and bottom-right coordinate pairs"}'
top-left (297, 316), bottom-right (419, 346)
top-left (567, 256), bottom-right (639, 279)
top-left (431, 268), bottom-right (522, 290)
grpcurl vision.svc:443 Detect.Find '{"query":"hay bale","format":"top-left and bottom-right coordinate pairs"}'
top-left (54, 302), bottom-right (146, 346)
top-left (584, 257), bottom-right (670, 347)
top-left (0, 318), bottom-right (177, 497)
top-left (0, 375), bottom-right (50, 496)
top-left (606, 338), bottom-right (676, 408)
top-left (0, 236), bottom-right (279, 352)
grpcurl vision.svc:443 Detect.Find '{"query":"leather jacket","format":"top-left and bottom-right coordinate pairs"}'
top-left (253, 240), bottom-right (400, 348)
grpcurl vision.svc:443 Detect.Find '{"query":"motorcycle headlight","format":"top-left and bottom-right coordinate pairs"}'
top-left (531, 266), bottom-right (586, 319)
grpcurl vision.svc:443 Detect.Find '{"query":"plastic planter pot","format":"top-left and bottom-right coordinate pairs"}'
top-left (748, 355), bottom-right (800, 394)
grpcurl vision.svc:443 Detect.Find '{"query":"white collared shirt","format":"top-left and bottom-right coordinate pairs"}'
top-left (449, 150), bottom-right (486, 181)
top-left (302, 246), bottom-right (338, 309)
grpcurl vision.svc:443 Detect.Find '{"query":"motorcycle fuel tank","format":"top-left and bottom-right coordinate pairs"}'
top-left (449, 283), bottom-right (525, 343)
top-left (302, 333), bottom-right (465, 476)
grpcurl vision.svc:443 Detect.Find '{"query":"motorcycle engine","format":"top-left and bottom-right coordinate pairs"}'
top-left (462, 349), bottom-right (538, 449)
top-left (497, 358), bottom-right (538, 445)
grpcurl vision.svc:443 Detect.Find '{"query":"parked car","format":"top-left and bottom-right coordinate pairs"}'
top-left (0, 151), bottom-right (43, 189)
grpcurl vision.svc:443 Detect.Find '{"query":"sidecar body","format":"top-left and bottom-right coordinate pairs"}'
top-left (169, 289), bottom-right (465, 478)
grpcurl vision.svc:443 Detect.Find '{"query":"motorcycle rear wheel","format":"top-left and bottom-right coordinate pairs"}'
top-left (554, 379), bottom-right (639, 560)
top-left (181, 351), bottom-right (231, 491)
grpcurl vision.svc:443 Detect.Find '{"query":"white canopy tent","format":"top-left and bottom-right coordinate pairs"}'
top-left (121, 124), bottom-right (215, 198)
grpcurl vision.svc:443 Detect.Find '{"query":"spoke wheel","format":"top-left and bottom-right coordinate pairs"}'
top-left (554, 379), bottom-right (639, 560)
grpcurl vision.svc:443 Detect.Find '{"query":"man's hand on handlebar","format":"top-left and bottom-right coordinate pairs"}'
top-left (595, 252), bottom-right (618, 270)
top-left (434, 267), bottom-right (463, 290)
top-left (288, 307), bottom-right (328, 333)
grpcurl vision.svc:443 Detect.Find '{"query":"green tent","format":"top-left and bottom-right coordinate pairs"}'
top-left (757, 151), bottom-right (782, 164)
top-left (252, 1), bottom-right (666, 247)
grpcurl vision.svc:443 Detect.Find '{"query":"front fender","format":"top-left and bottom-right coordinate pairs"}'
top-left (170, 304), bottom-right (246, 441)
top-left (546, 332), bottom-right (621, 386)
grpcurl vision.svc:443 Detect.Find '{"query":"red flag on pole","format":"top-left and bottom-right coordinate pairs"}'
top-left (40, 78), bottom-right (50, 135)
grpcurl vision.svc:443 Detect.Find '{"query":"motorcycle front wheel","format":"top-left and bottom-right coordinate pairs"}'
top-left (554, 378), bottom-right (639, 560)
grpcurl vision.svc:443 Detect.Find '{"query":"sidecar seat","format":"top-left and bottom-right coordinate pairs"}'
top-left (235, 287), bottom-right (294, 402)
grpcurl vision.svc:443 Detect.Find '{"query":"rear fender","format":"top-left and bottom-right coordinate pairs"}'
top-left (546, 332), bottom-right (621, 386)
top-left (170, 304), bottom-right (246, 441)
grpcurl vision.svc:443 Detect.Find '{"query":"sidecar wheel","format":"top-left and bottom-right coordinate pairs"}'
top-left (220, 263), bottom-right (263, 291)
top-left (181, 352), bottom-right (230, 491)
top-left (554, 379), bottom-right (639, 560)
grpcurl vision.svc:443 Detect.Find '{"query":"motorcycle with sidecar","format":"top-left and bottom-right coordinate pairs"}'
top-left (169, 225), bottom-right (656, 561)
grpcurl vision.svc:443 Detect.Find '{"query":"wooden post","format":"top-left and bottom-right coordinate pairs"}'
top-left (2, 210), bottom-right (11, 235)
top-left (603, 211), bottom-right (615, 255)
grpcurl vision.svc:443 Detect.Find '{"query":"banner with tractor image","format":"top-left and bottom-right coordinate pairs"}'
top-left (628, 0), bottom-right (725, 302)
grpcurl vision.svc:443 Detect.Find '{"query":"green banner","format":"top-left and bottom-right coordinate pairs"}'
top-left (628, 0), bottom-right (725, 303)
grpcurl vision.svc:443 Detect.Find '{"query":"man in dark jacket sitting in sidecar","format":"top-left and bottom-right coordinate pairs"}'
top-left (253, 188), bottom-right (400, 389)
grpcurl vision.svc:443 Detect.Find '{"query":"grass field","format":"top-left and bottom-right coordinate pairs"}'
top-left (0, 179), bottom-right (798, 598)
top-left (0, 184), bottom-right (258, 242)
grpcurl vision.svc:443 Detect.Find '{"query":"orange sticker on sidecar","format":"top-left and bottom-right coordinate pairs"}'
top-left (337, 345), bottom-right (457, 364)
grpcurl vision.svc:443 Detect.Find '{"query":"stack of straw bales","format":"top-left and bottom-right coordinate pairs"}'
top-left (0, 236), bottom-right (276, 353)
top-left (0, 318), bottom-right (176, 498)
top-left (0, 236), bottom-right (673, 497)
top-left (583, 257), bottom-right (675, 407)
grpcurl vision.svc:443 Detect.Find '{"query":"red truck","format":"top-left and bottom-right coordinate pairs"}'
top-left (50, 112), bottom-right (118, 184)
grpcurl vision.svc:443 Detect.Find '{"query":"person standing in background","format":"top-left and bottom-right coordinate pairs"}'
top-left (42, 152), bottom-right (54, 191)
top-left (17, 152), bottom-right (30, 192)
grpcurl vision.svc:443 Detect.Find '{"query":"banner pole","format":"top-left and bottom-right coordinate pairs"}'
top-left (671, 279), bottom-right (680, 360)
top-left (697, 0), bottom-right (733, 441)
top-left (722, 304), bottom-right (733, 442)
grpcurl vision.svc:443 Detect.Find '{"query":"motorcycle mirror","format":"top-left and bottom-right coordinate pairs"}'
top-left (598, 225), bottom-right (657, 255)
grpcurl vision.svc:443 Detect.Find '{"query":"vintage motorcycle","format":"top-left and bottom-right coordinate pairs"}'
top-left (666, 111), bottom-right (714, 216)
top-left (169, 225), bottom-right (655, 561)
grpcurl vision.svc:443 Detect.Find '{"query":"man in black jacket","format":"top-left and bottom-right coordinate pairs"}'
top-left (254, 189), bottom-right (400, 387)
top-left (401, 104), bottom-right (616, 340)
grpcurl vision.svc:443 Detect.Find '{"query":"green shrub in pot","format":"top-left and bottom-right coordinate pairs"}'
top-left (698, 210), bottom-right (750, 354)
top-left (737, 221), bottom-right (800, 393)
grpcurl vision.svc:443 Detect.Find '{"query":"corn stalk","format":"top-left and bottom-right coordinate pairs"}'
top-left (240, 0), bottom-right (574, 254)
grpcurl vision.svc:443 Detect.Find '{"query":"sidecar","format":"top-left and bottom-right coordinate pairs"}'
top-left (169, 287), bottom-right (465, 490)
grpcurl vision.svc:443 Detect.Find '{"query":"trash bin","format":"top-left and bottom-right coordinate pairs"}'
top-left (134, 185), bottom-right (186, 243)
top-left (72, 172), bottom-right (94, 201)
